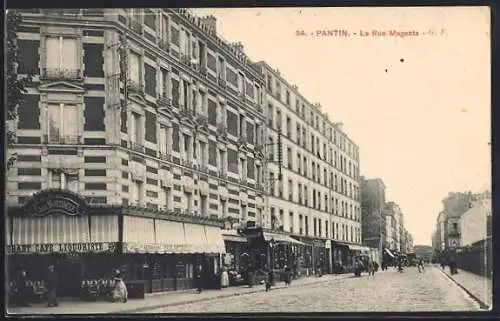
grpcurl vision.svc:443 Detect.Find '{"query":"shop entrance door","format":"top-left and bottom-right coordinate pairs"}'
top-left (57, 256), bottom-right (83, 297)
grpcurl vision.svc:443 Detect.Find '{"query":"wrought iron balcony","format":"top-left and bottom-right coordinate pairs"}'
top-left (157, 94), bottom-right (172, 108)
top-left (217, 77), bottom-right (227, 89)
top-left (127, 79), bottom-right (144, 95)
top-left (237, 135), bottom-right (247, 146)
top-left (216, 123), bottom-right (228, 136)
top-left (182, 159), bottom-right (193, 168)
top-left (43, 135), bottom-right (82, 145)
top-left (159, 151), bottom-right (172, 162)
top-left (130, 20), bottom-right (143, 34)
top-left (180, 108), bottom-right (195, 119)
top-left (41, 68), bottom-right (82, 80)
top-left (159, 39), bottom-right (170, 53)
top-left (180, 54), bottom-right (191, 66)
top-left (130, 142), bottom-right (145, 153)
top-left (196, 115), bottom-right (208, 126)
top-left (218, 171), bottom-right (228, 180)
top-left (200, 66), bottom-right (208, 78)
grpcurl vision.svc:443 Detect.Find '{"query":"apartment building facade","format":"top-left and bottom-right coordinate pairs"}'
top-left (255, 62), bottom-right (363, 271)
top-left (7, 8), bottom-right (269, 294)
top-left (360, 178), bottom-right (387, 253)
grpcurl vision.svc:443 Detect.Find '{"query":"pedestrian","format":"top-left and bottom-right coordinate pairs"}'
top-left (417, 259), bottom-right (425, 273)
top-left (283, 265), bottom-right (291, 286)
top-left (45, 265), bottom-right (60, 307)
top-left (367, 260), bottom-right (375, 277)
top-left (110, 277), bottom-right (128, 303)
top-left (265, 266), bottom-right (274, 292)
top-left (220, 266), bottom-right (229, 289)
top-left (195, 264), bottom-right (203, 293)
top-left (13, 270), bottom-right (31, 307)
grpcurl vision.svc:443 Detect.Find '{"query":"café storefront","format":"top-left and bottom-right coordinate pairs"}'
top-left (6, 189), bottom-right (226, 298)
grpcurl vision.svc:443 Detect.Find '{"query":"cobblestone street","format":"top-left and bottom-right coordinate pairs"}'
top-left (151, 266), bottom-right (480, 313)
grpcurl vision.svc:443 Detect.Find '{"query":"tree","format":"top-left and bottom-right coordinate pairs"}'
top-left (6, 10), bottom-right (32, 169)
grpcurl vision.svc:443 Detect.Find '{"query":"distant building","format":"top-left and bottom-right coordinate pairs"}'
top-left (461, 197), bottom-right (491, 246)
top-left (361, 178), bottom-right (386, 255)
top-left (383, 201), bottom-right (402, 251)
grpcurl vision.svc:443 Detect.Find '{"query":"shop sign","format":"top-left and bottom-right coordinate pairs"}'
top-left (313, 240), bottom-right (325, 247)
top-left (6, 242), bottom-right (117, 254)
top-left (26, 189), bottom-right (88, 217)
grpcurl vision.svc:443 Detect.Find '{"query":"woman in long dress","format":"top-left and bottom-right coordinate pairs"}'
top-left (220, 267), bottom-right (229, 288)
top-left (111, 277), bottom-right (128, 303)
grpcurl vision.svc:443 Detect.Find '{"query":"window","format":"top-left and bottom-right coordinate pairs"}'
top-left (18, 95), bottom-right (40, 130)
top-left (46, 36), bottom-right (78, 71)
top-left (227, 149), bottom-right (238, 173)
top-left (246, 122), bottom-right (254, 144)
top-left (144, 64), bottom-right (157, 96)
top-left (170, 26), bottom-right (180, 46)
top-left (47, 103), bottom-right (78, 140)
top-left (227, 110), bottom-right (238, 136)
top-left (18, 40), bottom-right (40, 75)
top-left (128, 51), bottom-right (141, 83)
top-left (84, 97), bottom-right (105, 131)
top-left (145, 111), bottom-right (157, 143)
top-left (131, 112), bottom-right (142, 144)
top-left (208, 140), bottom-right (217, 166)
top-left (247, 157), bottom-right (255, 179)
top-left (144, 9), bottom-right (156, 30)
top-left (208, 99), bottom-right (217, 126)
top-left (83, 44), bottom-right (104, 77)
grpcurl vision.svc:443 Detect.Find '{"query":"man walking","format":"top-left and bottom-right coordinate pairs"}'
top-left (194, 264), bottom-right (203, 293)
top-left (367, 260), bottom-right (375, 277)
top-left (45, 265), bottom-right (60, 307)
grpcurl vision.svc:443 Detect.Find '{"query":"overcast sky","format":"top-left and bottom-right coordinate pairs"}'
top-left (192, 7), bottom-right (491, 245)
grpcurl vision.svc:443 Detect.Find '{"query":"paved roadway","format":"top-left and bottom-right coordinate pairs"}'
top-left (151, 266), bottom-right (480, 313)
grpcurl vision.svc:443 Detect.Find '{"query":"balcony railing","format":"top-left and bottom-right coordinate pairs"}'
top-left (130, 20), bottom-right (143, 34)
top-left (237, 135), bottom-right (247, 146)
top-left (130, 142), bottom-right (145, 153)
top-left (216, 123), bottom-right (228, 137)
top-left (182, 159), bottom-right (193, 168)
top-left (217, 77), bottom-right (227, 89)
top-left (159, 39), bottom-right (170, 53)
top-left (218, 171), bottom-right (228, 180)
top-left (127, 80), bottom-right (144, 95)
top-left (43, 135), bottom-right (82, 145)
top-left (157, 94), bottom-right (172, 108)
top-left (159, 151), bottom-right (172, 162)
top-left (41, 68), bottom-right (82, 80)
top-left (200, 66), bottom-right (208, 78)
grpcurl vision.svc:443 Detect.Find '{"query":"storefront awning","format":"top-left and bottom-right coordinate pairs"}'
top-left (332, 241), bottom-right (369, 252)
top-left (204, 225), bottom-right (227, 254)
top-left (222, 229), bottom-right (247, 243)
top-left (384, 248), bottom-right (395, 258)
top-left (124, 217), bottom-right (226, 254)
top-left (263, 232), bottom-right (305, 245)
top-left (7, 215), bottom-right (117, 255)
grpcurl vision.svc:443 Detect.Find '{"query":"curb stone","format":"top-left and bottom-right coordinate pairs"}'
top-left (438, 269), bottom-right (490, 310)
top-left (114, 275), bottom-right (351, 313)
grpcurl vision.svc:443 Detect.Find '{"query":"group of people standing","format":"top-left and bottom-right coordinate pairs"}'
top-left (9, 265), bottom-right (60, 308)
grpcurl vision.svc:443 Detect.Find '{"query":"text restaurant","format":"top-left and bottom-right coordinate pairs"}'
top-left (6, 189), bottom-right (227, 298)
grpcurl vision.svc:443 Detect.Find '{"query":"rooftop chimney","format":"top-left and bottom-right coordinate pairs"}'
top-left (202, 15), bottom-right (217, 33)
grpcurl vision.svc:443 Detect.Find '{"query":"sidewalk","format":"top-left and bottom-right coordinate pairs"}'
top-left (439, 267), bottom-right (492, 309)
top-left (8, 273), bottom-right (352, 314)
